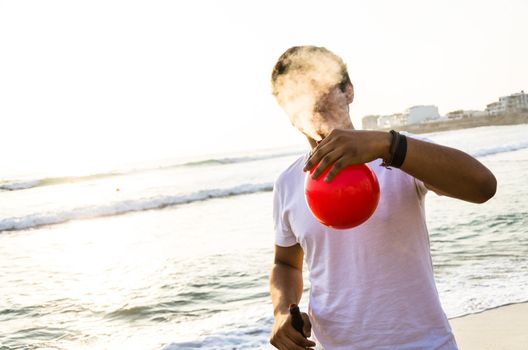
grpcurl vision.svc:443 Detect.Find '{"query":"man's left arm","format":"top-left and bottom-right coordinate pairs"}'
top-left (304, 129), bottom-right (497, 204)
top-left (399, 136), bottom-right (496, 203)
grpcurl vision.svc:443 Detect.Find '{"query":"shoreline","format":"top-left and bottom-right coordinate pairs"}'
top-left (375, 112), bottom-right (528, 134)
top-left (449, 301), bottom-right (528, 349)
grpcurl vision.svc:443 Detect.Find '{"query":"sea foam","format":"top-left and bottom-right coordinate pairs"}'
top-left (0, 182), bottom-right (273, 232)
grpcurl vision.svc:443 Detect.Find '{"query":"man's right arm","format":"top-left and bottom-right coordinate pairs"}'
top-left (269, 243), bottom-right (315, 350)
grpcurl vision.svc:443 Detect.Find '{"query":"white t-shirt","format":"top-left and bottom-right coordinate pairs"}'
top-left (273, 143), bottom-right (458, 349)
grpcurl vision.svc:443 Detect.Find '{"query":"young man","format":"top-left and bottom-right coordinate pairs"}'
top-left (268, 46), bottom-right (496, 350)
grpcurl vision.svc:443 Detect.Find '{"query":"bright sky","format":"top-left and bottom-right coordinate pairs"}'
top-left (1, 0), bottom-right (526, 176)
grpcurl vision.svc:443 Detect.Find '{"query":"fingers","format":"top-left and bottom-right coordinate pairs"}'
top-left (301, 312), bottom-right (312, 338)
top-left (269, 313), bottom-right (316, 350)
top-left (304, 142), bottom-right (331, 172)
top-left (307, 150), bottom-right (342, 180)
top-left (286, 328), bottom-right (316, 348)
top-left (304, 129), bottom-right (343, 172)
top-left (315, 128), bottom-right (337, 149)
top-left (270, 336), bottom-right (303, 350)
top-left (271, 333), bottom-right (315, 350)
top-left (323, 156), bottom-right (349, 182)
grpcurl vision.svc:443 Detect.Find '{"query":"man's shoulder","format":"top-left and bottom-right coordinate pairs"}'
top-left (274, 153), bottom-right (308, 190)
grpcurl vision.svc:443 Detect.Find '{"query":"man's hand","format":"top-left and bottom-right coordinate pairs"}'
top-left (303, 129), bottom-right (390, 182)
top-left (270, 312), bottom-right (315, 350)
top-left (303, 128), bottom-right (497, 203)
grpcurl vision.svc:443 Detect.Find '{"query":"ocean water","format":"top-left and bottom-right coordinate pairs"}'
top-left (1, 124), bottom-right (527, 349)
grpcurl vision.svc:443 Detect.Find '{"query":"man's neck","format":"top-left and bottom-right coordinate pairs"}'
top-left (307, 137), bottom-right (317, 150)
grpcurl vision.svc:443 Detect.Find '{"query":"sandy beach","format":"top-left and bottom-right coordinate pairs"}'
top-left (450, 302), bottom-right (528, 349)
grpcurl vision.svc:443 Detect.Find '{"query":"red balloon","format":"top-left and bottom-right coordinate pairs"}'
top-left (305, 163), bottom-right (380, 229)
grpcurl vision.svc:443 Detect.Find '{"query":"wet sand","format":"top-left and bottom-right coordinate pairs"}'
top-left (450, 302), bottom-right (528, 350)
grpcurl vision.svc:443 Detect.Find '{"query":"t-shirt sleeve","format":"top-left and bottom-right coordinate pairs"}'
top-left (272, 179), bottom-right (297, 247)
top-left (414, 173), bottom-right (429, 198)
top-left (401, 131), bottom-right (432, 197)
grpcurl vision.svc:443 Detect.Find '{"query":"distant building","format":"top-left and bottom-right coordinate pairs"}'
top-left (446, 110), bottom-right (464, 119)
top-left (447, 110), bottom-right (487, 119)
top-left (486, 91), bottom-right (528, 115)
top-left (376, 113), bottom-right (406, 129)
top-left (472, 110), bottom-right (488, 117)
top-left (499, 91), bottom-right (528, 112)
top-left (362, 115), bottom-right (380, 129)
top-left (403, 105), bottom-right (440, 124)
top-left (486, 102), bottom-right (503, 116)
top-left (377, 115), bottom-right (392, 128)
top-left (391, 113), bottom-right (407, 126)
